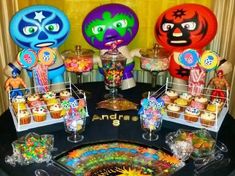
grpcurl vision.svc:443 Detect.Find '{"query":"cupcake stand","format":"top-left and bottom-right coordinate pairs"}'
top-left (151, 78), bottom-right (229, 135)
top-left (9, 82), bottom-right (88, 132)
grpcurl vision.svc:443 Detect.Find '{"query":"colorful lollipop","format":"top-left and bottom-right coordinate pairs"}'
top-left (178, 49), bottom-right (199, 69)
top-left (199, 50), bottom-right (219, 71)
top-left (17, 49), bottom-right (37, 69)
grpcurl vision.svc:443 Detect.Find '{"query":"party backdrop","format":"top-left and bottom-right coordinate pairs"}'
top-left (17, 0), bottom-right (213, 53)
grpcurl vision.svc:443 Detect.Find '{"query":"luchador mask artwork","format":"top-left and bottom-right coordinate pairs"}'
top-left (155, 4), bottom-right (217, 52)
top-left (82, 3), bottom-right (139, 50)
top-left (9, 5), bottom-right (70, 51)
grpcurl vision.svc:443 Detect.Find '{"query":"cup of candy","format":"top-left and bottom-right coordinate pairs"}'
top-left (166, 129), bottom-right (216, 161)
top-left (5, 133), bottom-right (54, 166)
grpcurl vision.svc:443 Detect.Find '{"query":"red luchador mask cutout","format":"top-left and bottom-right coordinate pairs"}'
top-left (155, 4), bottom-right (217, 52)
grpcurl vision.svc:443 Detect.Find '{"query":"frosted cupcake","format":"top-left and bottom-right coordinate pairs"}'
top-left (32, 107), bottom-right (47, 122)
top-left (194, 96), bottom-right (208, 109)
top-left (161, 95), bottom-right (171, 106)
top-left (43, 91), bottom-right (56, 102)
top-left (211, 98), bottom-right (224, 112)
top-left (174, 98), bottom-right (188, 111)
top-left (191, 100), bottom-right (205, 110)
top-left (165, 90), bottom-right (178, 101)
top-left (27, 94), bottom-right (40, 107)
top-left (12, 95), bottom-right (26, 112)
top-left (200, 112), bottom-right (216, 127)
top-left (180, 92), bottom-right (192, 104)
top-left (206, 104), bottom-right (220, 114)
top-left (49, 104), bottom-right (63, 119)
top-left (17, 110), bottom-right (31, 125)
top-left (184, 107), bottom-right (200, 123)
top-left (46, 98), bottom-right (58, 109)
top-left (60, 90), bottom-right (71, 100)
top-left (167, 104), bottom-right (181, 118)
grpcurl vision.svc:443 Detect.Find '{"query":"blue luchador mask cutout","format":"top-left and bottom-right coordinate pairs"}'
top-left (82, 3), bottom-right (139, 50)
top-left (9, 5), bottom-right (70, 51)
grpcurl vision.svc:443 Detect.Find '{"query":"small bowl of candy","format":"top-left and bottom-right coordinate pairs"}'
top-left (166, 129), bottom-right (216, 161)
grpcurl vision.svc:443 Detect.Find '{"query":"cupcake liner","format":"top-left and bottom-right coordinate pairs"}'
top-left (33, 114), bottom-right (46, 122)
top-left (167, 111), bottom-right (180, 118)
top-left (200, 118), bottom-right (215, 127)
top-left (50, 110), bottom-right (62, 119)
top-left (184, 114), bottom-right (199, 123)
top-left (19, 116), bottom-right (31, 125)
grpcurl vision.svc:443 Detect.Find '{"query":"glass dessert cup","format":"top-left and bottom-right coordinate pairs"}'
top-left (140, 44), bottom-right (170, 98)
top-left (101, 49), bottom-right (126, 99)
top-left (64, 115), bottom-right (86, 143)
top-left (140, 114), bottom-right (162, 141)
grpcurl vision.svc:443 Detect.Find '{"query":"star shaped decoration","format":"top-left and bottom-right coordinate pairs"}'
top-left (172, 9), bottom-right (186, 19)
top-left (34, 11), bottom-right (46, 23)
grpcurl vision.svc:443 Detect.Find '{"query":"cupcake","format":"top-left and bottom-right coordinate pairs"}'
top-left (165, 90), bottom-right (178, 101)
top-left (191, 100), bottom-right (205, 110)
top-left (206, 104), bottom-right (220, 114)
top-left (211, 98), bottom-right (224, 112)
top-left (27, 94), bottom-right (40, 107)
top-left (184, 107), bottom-right (200, 123)
top-left (49, 104), bottom-right (63, 119)
top-left (60, 90), bottom-right (71, 100)
top-left (167, 104), bottom-right (181, 118)
top-left (174, 98), bottom-right (188, 111)
top-left (32, 107), bottom-right (47, 122)
top-left (180, 92), bottom-right (192, 104)
top-left (17, 110), bottom-right (31, 125)
top-left (13, 103), bottom-right (27, 113)
top-left (46, 98), bottom-right (59, 109)
top-left (194, 96), bottom-right (208, 109)
top-left (161, 95), bottom-right (171, 106)
top-left (200, 112), bottom-right (216, 127)
top-left (12, 95), bottom-right (26, 112)
top-left (43, 91), bottom-right (56, 102)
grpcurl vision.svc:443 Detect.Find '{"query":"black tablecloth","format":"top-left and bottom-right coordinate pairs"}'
top-left (0, 82), bottom-right (235, 176)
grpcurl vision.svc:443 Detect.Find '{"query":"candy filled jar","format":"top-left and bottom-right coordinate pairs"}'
top-left (140, 44), bottom-right (170, 88)
top-left (62, 45), bottom-right (94, 83)
top-left (101, 49), bottom-right (126, 99)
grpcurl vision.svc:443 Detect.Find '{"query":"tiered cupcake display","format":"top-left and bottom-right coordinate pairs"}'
top-left (9, 84), bottom-right (88, 132)
top-left (157, 78), bottom-right (230, 132)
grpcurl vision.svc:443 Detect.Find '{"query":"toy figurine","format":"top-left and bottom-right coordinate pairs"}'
top-left (207, 70), bottom-right (230, 101)
top-left (5, 70), bottom-right (27, 99)
top-left (155, 4), bottom-right (217, 92)
top-left (82, 3), bottom-right (140, 90)
top-left (5, 5), bottom-right (70, 91)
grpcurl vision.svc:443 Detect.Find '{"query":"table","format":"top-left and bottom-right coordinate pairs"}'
top-left (0, 82), bottom-right (235, 176)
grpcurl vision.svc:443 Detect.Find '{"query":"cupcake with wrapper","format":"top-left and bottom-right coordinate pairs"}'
top-left (174, 98), bottom-right (188, 112)
top-left (60, 90), bottom-right (71, 100)
top-left (32, 107), bottom-right (47, 122)
top-left (17, 110), bottom-right (31, 125)
top-left (167, 103), bottom-right (181, 118)
top-left (49, 104), bottom-right (63, 119)
top-left (184, 107), bottom-right (200, 122)
top-left (180, 92), bottom-right (192, 104)
top-left (206, 103), bottom-right (220, 114)
top-left (200, 112), bottom-right (216, 127)
top-left (194, 96), bottom-right (208, 109)
top-left (165, 90), bottom-right (178, 102)
top-left (12, 95), bottom-right (26, 112)
top-left (46, 98), bottom-right (59, 109)
top-left (211, 98), bottom-right (224, 112)
top-left (161, 95), bottom-right (171, 106)
top-left (42, 91), bottom-right (56, 102)
top-left (27, 94), bottom-right (40, 107)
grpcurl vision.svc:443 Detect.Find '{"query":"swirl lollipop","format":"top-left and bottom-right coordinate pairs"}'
top-left (178, 49), bottom-right (199, 69)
